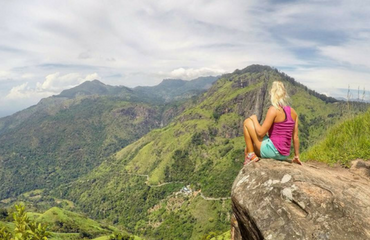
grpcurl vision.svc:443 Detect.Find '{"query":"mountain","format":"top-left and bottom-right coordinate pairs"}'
top-left (134, 76), bottom-right (219, 102)
top-left (58, 80), bottom-right (131, 98)
top-left (0, 77), bottom-right (216, 199)
top-left (51, 65), bottom-right (364, 239)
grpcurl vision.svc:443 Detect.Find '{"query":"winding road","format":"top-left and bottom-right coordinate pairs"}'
top-left (128, 172), bottom-right (230, 201)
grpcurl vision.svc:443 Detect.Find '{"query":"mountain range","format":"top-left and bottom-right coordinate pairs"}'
top-left (0, 76), bottom-right (218, 199)
top-left (0, 65), bottom-right (367, 239)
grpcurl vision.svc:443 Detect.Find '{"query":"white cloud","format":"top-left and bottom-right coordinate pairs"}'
top-left (85, 73), bottom-right (100, 81)
top-left (0, 70), bottom-right (14, 81)
top-left (36, 72), bottom-right (100, 92)
top-left (319, 38), bottom-right (370, 68)
top-left (0, 0), bottom-right (370, 115)
top-left (5, 82), bottom-right (35, 100)
top-left (21, 73), bottom-right (35, 79)
top-left (0, 72), bottom-right (101, 116)
top-left (284, 67), bottom-right (370, 98)
top-left (158, 67), bottom-right (226, 80)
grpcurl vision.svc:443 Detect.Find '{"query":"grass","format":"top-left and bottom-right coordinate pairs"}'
top-left (49, 233), bottom-right (81, 240)
top-left (91, 235), bottom-right (144, 240)
top-left (302, 109), bottom-right (370, 165)
top-left (210, 231), bottom-right (231, 240)
top-left (36, 207), bottom-right (111, 237)
top-left (91, 236), bottom-right (110, 240)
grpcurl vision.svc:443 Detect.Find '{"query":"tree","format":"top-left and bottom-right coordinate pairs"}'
top-left (109, 231), bottom-right (134, 240)
top-left (0, 204), bottom-right (52, 240)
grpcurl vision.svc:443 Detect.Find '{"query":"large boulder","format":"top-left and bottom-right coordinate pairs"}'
top-left (231, 159), bottom-right (370, 240)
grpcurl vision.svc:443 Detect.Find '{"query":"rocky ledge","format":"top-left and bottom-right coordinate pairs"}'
top-left (231, 159), bottom-right (370, 240)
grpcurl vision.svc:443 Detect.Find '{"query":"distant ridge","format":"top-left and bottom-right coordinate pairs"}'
top-left (58, 79), bottom-right (132, 99)
top-left (55, 76), bottom-right (219, 102)
top-left (134, 75), bottom-right (219, 102)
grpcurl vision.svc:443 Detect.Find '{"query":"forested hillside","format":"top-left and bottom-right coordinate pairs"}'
top-left (0, 77), bottom-right (218, 199)
top-left (52, 65), bottom-right (364, 239)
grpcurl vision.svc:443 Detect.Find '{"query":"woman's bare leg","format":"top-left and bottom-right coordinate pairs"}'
top-left (243, 119), bottom-right (254, 153)
top-left (243, 118), bottom-right (263, 157)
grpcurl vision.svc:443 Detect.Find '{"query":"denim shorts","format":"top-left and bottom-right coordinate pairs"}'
top-left (260, 136), bottom-right (289, 161)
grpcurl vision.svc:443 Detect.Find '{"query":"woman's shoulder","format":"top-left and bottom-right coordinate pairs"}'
top-left (267, 106), bottom-right (278, 114)
top-left (289, 106), bottom-right (298, 120)
top-left (289, 106), bottom-right (297, 114)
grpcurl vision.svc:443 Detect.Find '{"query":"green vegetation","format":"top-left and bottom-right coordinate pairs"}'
top-left (0, 96), bottom-right (166, 199)
top-left (48, 65), bottom-right (366, 239)
top-left (0, 204), bottom-right (51, 240)
top-left (200, 230), bottom-right (230, 240)
top-left (302, 109), bottom-right (370, 165)
top-left (0, 77), bottom-right (217, 200)
top-left (37, 207), bottom-right (111, 238)
top-left (108, 232), bottom-right (134, 240)
top-left (1, 65), bottom-right (368, 239)
top-left (0, 205), bottom-right (138, 240)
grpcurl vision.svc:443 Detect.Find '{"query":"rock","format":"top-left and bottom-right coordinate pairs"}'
top-left (231, 159), bottom-right (370, 240)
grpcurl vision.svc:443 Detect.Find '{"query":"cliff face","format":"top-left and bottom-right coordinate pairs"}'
top-left (231, 159), bottom-right (370, 240)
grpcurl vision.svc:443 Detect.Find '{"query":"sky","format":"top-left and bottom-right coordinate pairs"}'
top-left (1, 0), bottom-right (370, 117)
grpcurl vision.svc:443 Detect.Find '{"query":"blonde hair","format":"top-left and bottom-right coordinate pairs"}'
top-left (270, 81), bottom-right (289, 109)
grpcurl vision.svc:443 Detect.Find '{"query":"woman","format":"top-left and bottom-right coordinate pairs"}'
top-left (243, 81), bottom-right (302, 165)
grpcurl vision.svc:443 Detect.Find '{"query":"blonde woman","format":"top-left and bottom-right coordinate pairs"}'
top-left (243, 81), bottom-right (302, 165)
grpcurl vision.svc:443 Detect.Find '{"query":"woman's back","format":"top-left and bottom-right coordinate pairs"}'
top-left (243, 80), bottom-right (301, 165)
top-left (268, 106), bottom-right (295, 156)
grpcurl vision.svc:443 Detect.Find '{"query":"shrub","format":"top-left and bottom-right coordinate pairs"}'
top-left (0, 204), bottom-right (52, 240)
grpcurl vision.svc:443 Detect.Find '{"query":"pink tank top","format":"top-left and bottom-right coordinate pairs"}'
top-left (268, 106), bottom-right (295, 156)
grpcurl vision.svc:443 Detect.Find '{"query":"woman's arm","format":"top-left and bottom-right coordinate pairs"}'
top-left (292, 111), bottom-right (302, 165)
top-left (293, 116), bottom-right (299, 156)
top-left (250, 107), bottom-right (277, 138)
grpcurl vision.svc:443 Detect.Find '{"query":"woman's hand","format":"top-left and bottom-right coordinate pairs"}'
top-left (250, 107), bottom-right (276, 138)
top-left (292, 156), bottom-right (302, 165)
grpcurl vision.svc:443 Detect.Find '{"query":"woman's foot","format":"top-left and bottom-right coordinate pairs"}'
top-left (244, 151), bottom-right (259, 165)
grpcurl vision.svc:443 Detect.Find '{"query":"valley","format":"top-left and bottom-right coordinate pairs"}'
top-left (0, 65), bottom-right (368, 240)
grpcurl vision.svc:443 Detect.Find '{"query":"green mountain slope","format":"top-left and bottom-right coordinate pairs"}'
top-left (0, 77), bottom-right (216, 199)
top-left (37, 207), bottom-right (112, 238)
top-left (302, 109), bottom-right (370, 165)
top-left (0, 96), bottom-right (166, 199)
top-left (0, 206), bottom-right (142, 240)
top-left (54, 65), bottom-right (361, 239)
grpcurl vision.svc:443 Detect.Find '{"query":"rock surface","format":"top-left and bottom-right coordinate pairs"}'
top-left (231, 159), bottom-right (370, 240)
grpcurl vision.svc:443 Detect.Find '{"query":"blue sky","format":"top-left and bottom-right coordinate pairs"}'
top-left (0, 0), bottom-right (369, 117)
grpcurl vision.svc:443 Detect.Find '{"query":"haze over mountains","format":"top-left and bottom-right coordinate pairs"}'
top-left (0, 75), bottom-right (219, 198)
top-left (0, 65), bottom-right (368, 240)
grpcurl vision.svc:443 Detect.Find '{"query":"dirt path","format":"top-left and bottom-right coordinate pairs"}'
top-left (127, 173), bottom-right (183, 188)
top-left (200, 192), bottom-right (231, 201)
top-left (128, 172), bottom-right (230, 201)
